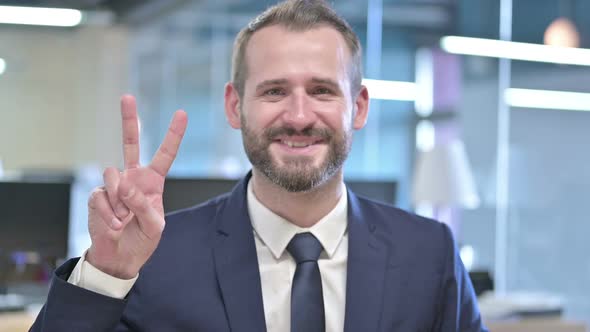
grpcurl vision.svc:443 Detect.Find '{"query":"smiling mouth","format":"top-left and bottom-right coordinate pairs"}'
top-left (275, 138), bottom-right (324, 148)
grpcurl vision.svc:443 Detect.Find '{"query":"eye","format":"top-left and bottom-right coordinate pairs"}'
top-left (312, 86), bottom-right (332, 95)
top-left (264, 88), bottom-right (285, 96)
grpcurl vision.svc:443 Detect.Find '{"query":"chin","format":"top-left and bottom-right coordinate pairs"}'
top-left (274, 156), bottom-right (323, 172)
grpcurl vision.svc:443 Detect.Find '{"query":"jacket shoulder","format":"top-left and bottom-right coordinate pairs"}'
top-left (353, 194), bottom-right (448, 237)
top-left (164, 192), bottom-right (230, 227)
top-left (153, 193), bottom-right (232, 253)
top-left (352, 194), bottom-right (455, 270)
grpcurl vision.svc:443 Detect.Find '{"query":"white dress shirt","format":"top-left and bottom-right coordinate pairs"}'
top-left (68, 181), bottom-right (349, 332)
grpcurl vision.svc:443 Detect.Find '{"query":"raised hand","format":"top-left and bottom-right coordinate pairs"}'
top-left (86, 95), bottom-right (188, 279)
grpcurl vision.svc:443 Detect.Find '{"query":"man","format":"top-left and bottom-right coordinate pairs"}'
top-left (31, 0), bottom-right (488, 331)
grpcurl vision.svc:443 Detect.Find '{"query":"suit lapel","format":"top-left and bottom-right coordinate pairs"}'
top-left (213, 173), bottom-right (267, 332)
top-left (343, 191), bottom-right (391, 332)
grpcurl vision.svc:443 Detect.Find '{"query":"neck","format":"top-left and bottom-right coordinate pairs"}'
top-left (250, 169), bottom-right (344, 228)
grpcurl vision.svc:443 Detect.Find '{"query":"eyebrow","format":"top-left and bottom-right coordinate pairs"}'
top-left (255, 77), bottom-right (342, 91)
top-left (255, 79), bottom-right (288, 91)
top-left (310, 77), bottom-right (341, 90)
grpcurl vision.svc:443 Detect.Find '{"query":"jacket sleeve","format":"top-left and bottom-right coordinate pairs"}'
top-left (434, 223), bottom-right (490, 332)
top-left (29, 258), bottom-right (132, 332)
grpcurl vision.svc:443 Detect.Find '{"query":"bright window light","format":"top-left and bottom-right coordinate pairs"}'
top-left (362, 78), bottom-right (417, 101)
top-left (415, 119), bottom-right (435, 152)
top-left (0, 58), bottom-right (5, 76)
top-left (415, 48), bottom-right (434, 117)
top-left (460, 245), bottom-right (476, 271)
top-left (441, 36), bottom-right (590, 66)
top-left (0, 5), bottom-right (82, 27)
top-left (505, 88), bottom-right (590, 112)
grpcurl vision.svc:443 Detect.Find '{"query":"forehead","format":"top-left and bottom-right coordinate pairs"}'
top-left (244, 25), bottom-right (352, 85)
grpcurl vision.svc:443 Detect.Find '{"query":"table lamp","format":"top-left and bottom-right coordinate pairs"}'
top-left (412, 139), bottom-right (480, 237)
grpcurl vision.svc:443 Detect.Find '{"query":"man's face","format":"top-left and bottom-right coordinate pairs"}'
top-left (226, 25), bottom-right (368, 192)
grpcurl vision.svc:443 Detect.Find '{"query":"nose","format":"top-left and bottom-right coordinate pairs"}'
top-left (281, 90), bottom-right (318, 131)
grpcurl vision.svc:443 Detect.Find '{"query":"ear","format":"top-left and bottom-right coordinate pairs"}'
top-left (352, 85), bottom-right (369, 130)
top-left (224, 82), bottom-right (241, 129)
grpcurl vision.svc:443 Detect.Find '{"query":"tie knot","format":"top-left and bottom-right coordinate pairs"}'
top-left (287, 232), bottom-right (323, 264)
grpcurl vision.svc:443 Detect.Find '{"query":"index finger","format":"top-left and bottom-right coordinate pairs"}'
top-left (149, 110), bottom-right (188, 176)
top-left (121, 94), bottom-right (140, 169)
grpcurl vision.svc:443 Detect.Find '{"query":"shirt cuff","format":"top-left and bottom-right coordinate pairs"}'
top-left (67, 250), bottom-right (138, 299)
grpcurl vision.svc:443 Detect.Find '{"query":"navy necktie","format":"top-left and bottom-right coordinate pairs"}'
top-left (287, 232), bottom-right (325, 332)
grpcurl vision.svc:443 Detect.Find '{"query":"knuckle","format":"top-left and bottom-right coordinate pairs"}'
top-left (122, 186), bottom-right (137, 202)
top-left (144, 219), bottom-right (165, 240)
top-left (88, 188), bottom-right (104, 208)
top-left (160, 146), bottom-right (175, 159)
top-left (122, 188), bottom-right (144, 211)
top-left (156, 219), bottom-right (166, 233)
top-left (97, 212), bottom-right (113, 226)
top-left (103, 167), bottom-right (114, 178)
top-left (134, 200), bottom-right (149, 214)
top-left (103, 167), bottom-right (120, 185)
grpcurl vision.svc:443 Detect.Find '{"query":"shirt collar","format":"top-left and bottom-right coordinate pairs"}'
top-left (247, 179), bottom-right (348, 260)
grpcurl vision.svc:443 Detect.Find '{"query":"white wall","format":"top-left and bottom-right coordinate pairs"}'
top-left (0, 24), bottom-right (129, 172)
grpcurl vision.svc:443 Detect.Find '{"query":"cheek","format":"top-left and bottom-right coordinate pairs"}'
top-left (242, 102), bottom-right (281, 128)
top-left (317, 106), bottom-right (353, 130)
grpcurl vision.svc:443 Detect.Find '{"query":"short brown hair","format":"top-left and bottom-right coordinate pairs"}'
top-left (231, 0), bottom-right (363, 98)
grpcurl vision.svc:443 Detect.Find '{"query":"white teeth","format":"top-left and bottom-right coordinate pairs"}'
top-left (283, 140), bottom-right (312, 148)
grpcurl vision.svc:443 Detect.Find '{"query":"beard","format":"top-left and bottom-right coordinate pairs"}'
top-left (241, 118), bottom-right (352, 193)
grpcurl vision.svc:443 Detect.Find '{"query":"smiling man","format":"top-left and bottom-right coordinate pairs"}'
top-left (31, 1), bottom-right (488, 331)
top-left (227, 23), bottom-right (367, 229)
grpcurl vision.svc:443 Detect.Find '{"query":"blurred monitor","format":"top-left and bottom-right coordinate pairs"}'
top-left (469, 270), bottom-right (494, 297)
top-left (345, 180), bottom-right (397, 206)
top-left (163, 178), bottom-right (238, 213)
top-left (0, 181), bottom-right (71, 259)
top-left (163, 177), bottom-right (396, 213)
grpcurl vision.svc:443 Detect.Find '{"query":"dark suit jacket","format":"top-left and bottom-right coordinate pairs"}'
top-left (30, 173), bottom-right (488, 331)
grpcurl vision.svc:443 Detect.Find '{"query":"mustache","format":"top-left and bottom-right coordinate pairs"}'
top-left (264, 126), bottom-right (332, 141)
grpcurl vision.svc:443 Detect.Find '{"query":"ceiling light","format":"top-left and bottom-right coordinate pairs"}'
top-left (0, 5), bottom-right (82, 27)
top-left (0, 58), bottom-right (5, 75)
top-left (362, 78), bottom-right (417, 101)
top-left (544, 17), bottom-right (580, 48)
top-left (505, 88), bottom-right (590, 112)
top-left (440, 36), bottom-right (590, 66)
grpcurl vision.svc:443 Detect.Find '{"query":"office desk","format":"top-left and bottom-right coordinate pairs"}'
top-left (0, 311), bottom-right (34, 332)
top-left (487, 318), bottom-right (588, 332)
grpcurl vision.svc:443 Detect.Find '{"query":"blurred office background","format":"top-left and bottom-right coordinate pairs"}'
top-left (1, 0), bottom-right (590, 330)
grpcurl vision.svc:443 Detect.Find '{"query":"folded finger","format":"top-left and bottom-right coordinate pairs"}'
top-left (103, 167), bottom-right (129, 219)
top-left (89, 188), bottom-right (124, 231)
top-left (118, 178), bottom-right (165, 240)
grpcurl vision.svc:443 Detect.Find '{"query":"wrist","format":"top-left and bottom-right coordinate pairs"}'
top-left (86, 248), bottom-right (137, 280)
